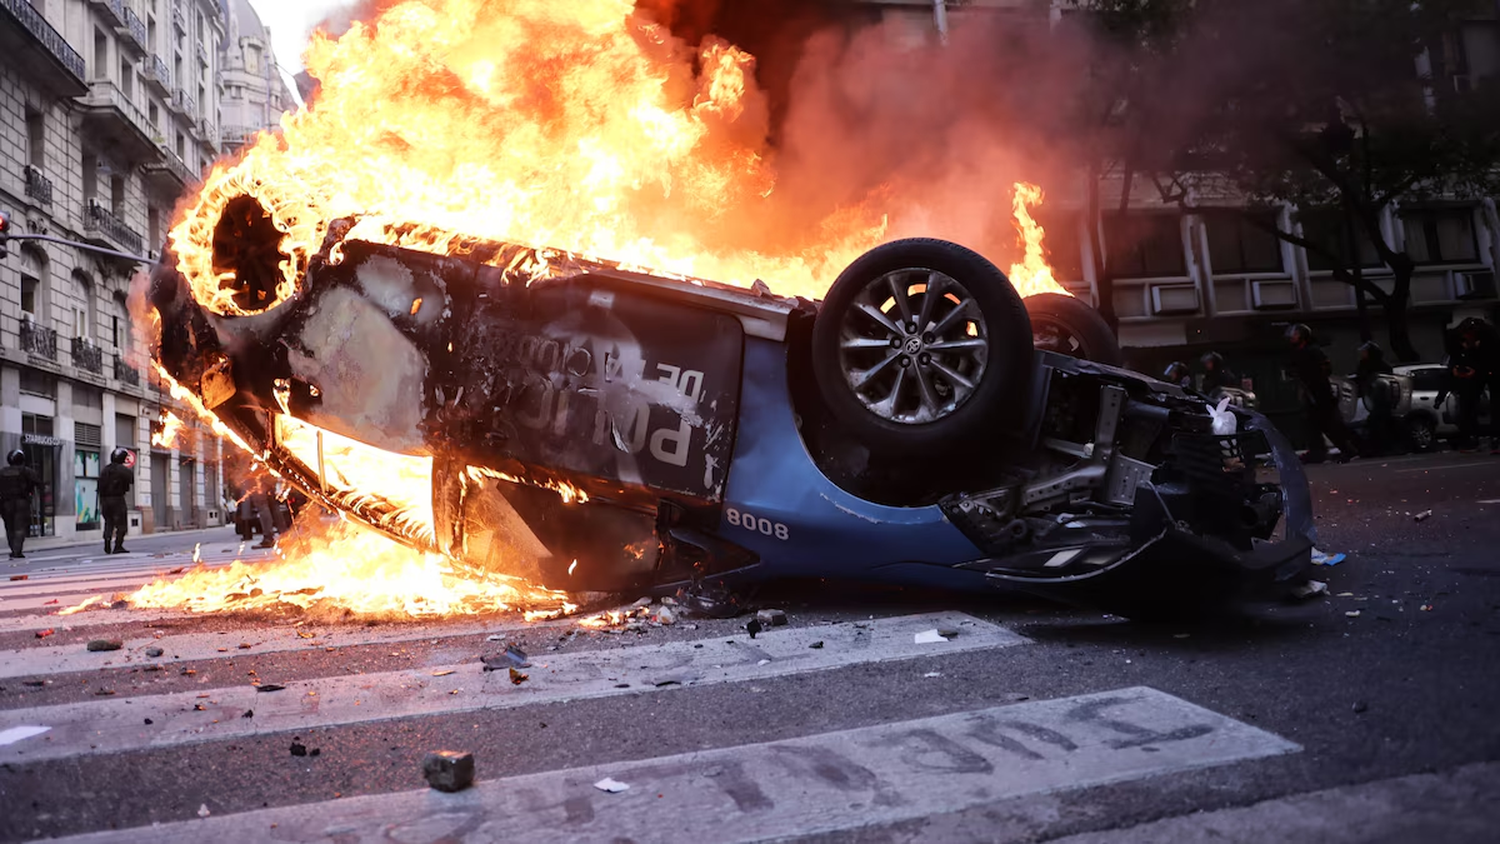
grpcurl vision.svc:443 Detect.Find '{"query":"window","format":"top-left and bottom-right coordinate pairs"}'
top-left (1032, 212), bottom-right (1085, 280)
top-left (1103, 214), bottom-right (1186, 278)
top-left (20, 371), bottom-right (56, 398)
top-left (110, 175), bottom-right (126, 217)
top-left (82, 153), bottom-right (98, 203)
top-left (20, 246), bottom-right (45, 319)
top-left (1204, 211), bottom-right (1284, 274)
top-left (1402, 208), bottom-right (1479, 264)
top-left (21, 276), bottom-right (40, 317)
top-left (119, 56), bottom-right (134, 98)
top-left (148, 207), bottom-right (161, 249)
top-left (116, 414), bottom-right (137, 450)
top-left (75, 386), bottom-right (104, 411)
top-left (1299, 210), bottom-right (1383, 271)
top-left (1409, 367), bottom-right (1447, 393)
top-left (26, 110), bottom-right (45, 169)
top-left (148, 102), bottom-right (160, 130)
top-left (94, 28), bottom-right (108, 80)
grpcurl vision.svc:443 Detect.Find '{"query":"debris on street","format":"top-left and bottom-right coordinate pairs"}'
top-left (509, 667), bottom-right (529, 685)
top-left (1415, 510), bottom-right (1434, 522)
top-left (145, 647), bottom-right (164, 657)
top-left (198, 804), bottom-right (211, 819)
top-left (0, 726), bottom-right (51, 747)
top-left (480, 645), bottom-right (531, 672)
top-left (745, 618), bottom-right (763, 639)
top-left (1353, 701), bottom-right (1369, 714)
top-left (1345, 610), bottom-right (1362, 618)
top-left (1310, 549), bottom-right (1347, 566)
top-left (290, 741), bottom-right (309, 757)
top-left (34, 629), bottom-right (53, 639)
top-left (1291, 580), bottom-right (1329, 600)
top-left (809, 640), bottom-right (824, 649)
top-left (255, 684), bottom-right (286, 692)
top-left (431, 669), bottom-right (455, 677)
top-left (422, 750), bottom-right (476, 793)
top-left (756, 608), bottom-right (788, 627)
top-left (594, 777), bottom-right (630, 793)
top-left (86, 639), bottom-right (123, 652)
top-left (914, 629), bottom-right (959, 644)
top-left (8, 575), bottom-right (27, 581)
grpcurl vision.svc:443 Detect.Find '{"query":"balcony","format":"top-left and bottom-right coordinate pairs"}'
top-left (171, 4), bottom-right (185, 35)
top-left (0, 0), bottom-right (88, 97)
top-left (143, 53), bottom-right (171, 95)
top-left (72, 337), bottom-right (104, 374)
top-left (84, 200), bottom-right (145, 255)
top-left (143, 145), bottom-right (198, 192)
top-left (118, 6), bottom-right (147, 56)
top-left (196, 41), bottom-right (209, 68)
top-left (24, 165), bottom-right (53, 206)
top-left (88, 0), bottom-right (125, 28)
top-left (195, 116), bottom-right (220, 150)
top-left (78, 81), bottom-right (159, 161)
top-left (171, 86), bottom-right (196, 117)
top-left (114, 355), bottom-right (142, 386)
top-left (219, 124), bottom-right (263, 148)
top-left (20, 319), bottom-right (58, 361)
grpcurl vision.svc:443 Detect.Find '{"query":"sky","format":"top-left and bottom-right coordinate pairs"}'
top-left (246, 0), bottom-right (362, 73)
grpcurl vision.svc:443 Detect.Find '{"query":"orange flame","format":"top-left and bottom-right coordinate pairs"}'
top-left (152, 410), bottom-right (185, 448)
top-left (1007, 182), bottom-right (1072, 298)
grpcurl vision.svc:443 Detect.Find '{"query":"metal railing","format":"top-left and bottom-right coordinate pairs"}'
top-left (0, 0), bottom-right (87, 82)
top-left (20, 320), bottom-right (59, 361)
top-left (145, 145), bottom-right (197, 187)
top-left (119, 7), bottom-right (147, 53)
top-left (196, 42), bottom-right (209, 68)
top-left (24, 165), bottom-right (53, 206)
top-left (196, 116), bottom-right (218, 146)
top-left (143, 54), bottom-right (171, 91)
top-left (219, 125), bottom-right (262, 147)
top-left (114, 355), bottom-right (141, 386)
top-left (173, 87), bottom-right (196, 117)
top-left (88, 0), bottom-right (125, 28)
top-left (82, 81), bottom-right (154, 141)
top-left (72, 337), bottom-right (104, 374)
top-left (171, 4), bottom-right (186, 34)
top-left (84, 201), bottom-right (145, 255)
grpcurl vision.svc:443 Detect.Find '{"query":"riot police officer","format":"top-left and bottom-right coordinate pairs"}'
top-left (0, 450), bottom-right (41, 559)
top-left (1163, 361), bottom-right (1192, 390)
top-left (1199, 351), bottom-right (1240, 398)
top-left (99, 448), bottom-right (135, 554)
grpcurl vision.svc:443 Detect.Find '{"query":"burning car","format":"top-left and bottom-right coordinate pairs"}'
top-left (148, 202), bottom-right (1314, 619)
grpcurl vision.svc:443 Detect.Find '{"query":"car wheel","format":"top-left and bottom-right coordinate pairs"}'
top-left (1024, 292), bottom-right (1124, 366)
top-left (1407, 416), bottom-right (1437, 452)
top-left (811, 238), bottom-right (1034, 456)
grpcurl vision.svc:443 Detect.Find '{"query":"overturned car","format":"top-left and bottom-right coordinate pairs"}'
top-left (150, 202), bottom-right (1315, 618)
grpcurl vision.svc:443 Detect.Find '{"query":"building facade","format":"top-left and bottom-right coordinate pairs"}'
top-left (218, 0), bottom-right (293, 155)
top-left (1, 0), bottom-right (290, 544)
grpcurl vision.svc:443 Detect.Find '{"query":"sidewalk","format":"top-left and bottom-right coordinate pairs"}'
top-left (22, 525), bottom-right (232, 555)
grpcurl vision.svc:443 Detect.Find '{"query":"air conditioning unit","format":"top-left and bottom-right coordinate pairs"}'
top-left (1456, 269), bottom-right (1496, 300)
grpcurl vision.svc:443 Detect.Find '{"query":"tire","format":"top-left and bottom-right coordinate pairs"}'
top-left (811, 238), bottom-right (1034, 457)
top-left (1024, 292), bottom-right (1124, 366)
top-left (1406, 415), bottom-right (1438, 453)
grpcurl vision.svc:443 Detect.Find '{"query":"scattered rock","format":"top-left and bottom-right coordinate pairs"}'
top-left (143, 718), bottom-right (153, 725)
top-left (35, 629), bottom-right (53, 639)
top-left (110, 600), bottom-right (128, 610)
top-left (255, 684), bottom-right (286, 692)
top-left (422, 751), bottom-right (475, 792)
top-left (509, 667), bottom-right (529, 685)
top-left (808, 641), bottom-right (824, 649)
top-left (745, 618), bottom-right (763, 639)
top-left (290, 741), bottom-right (308, 757)
top-left (593, 777), bottom-right (630, 793)
top-left (1414, 510), bottom-right (1433, 522)
top-left (87, 639), bottom-right (123, 652)
top-left (95, 689), bottom-right (116, 696)
top-left (756, 608), bottom-right (788, 627)
top-left (1353, 701), bottom-right (1369, 714)
top-left (653, 607), bottom-right (676, 625)
top-left (242, 710), bottom-right (254, 719)
top-left (145, 647), bottom-right (164, 658)
top-left (480, 645), bottom-right (531, 672)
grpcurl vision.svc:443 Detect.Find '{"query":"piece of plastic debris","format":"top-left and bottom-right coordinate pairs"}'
top-left (1207, 396), bottom-right (1238, 436)
top-left (923, 672), bottom-right (942, 678)
top-left (198, 804), bottom-right (211, 818)
top-left (431, 670), bottom-right (455, 677)
top-left (8, 574), bottom-right (27, 581)
top-left (1310, 549), bottom-right (1347, 566)
top-left (914, 629), bottom-right (957, 644)
top-left (1345, 610), bottom-right (1362, 618)
top-left (745, 618), bottom-right (763, 639)
top-left (653, 607), bottom-right (676, 625)
top-left (423, 751), bottom-right (476, 793)
top-left (594, 777), bottom-right (630, 793)
top-left (87, 639), bottom-right (123, 652)
top-left (508, 667), bottom-right (529, 685)
top-left (1291, 580), bottom-right (1328, 600)
top-left (486, 634), bottom-right (505, 641)
top-left (1414, 510), bottom-right (1433, 522)
top-left (755, 608), bottom-right (788, 627)
top-left (255, 684), bottom-right (286, 693)
top-left (0, 726), bottom-right (51, 747)
top-left (808, 641), bottom-right (824, 649)
top-left (34, 629), bottom-right (53, 639)
top-left (756, 659), bottom-right (770, 666)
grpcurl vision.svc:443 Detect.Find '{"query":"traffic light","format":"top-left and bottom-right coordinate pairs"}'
top-left (0, 211), bottom-right (10, 259)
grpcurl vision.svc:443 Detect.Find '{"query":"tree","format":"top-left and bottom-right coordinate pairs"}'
top-left (1130, 0), bottom-right (1500, 361)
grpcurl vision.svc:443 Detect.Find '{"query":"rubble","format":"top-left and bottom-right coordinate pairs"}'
top-left (255, 684), bottom-right (286, 692)
top-left (145, 647), bottom-right (165, 657)
top-left (1414, 510), bottom-right (1434, 522)
top-left (480, 645), bottom-right (531, 672)
top-left (34, 629), bottom-right (53, 639)
top-left (914, 629), bottom-right (959, 644)
top-left (756, 608), bottom-right (788, 627)
top-left (745, 618), bottom-right (763, 639)
top-left (652, 607), bottom-right (676, 625)
top-left (86, 639), bottom-right (123, 652)
top-left (1291, 580), bottom-right (1328, 600)
top-left (290, 741), bottom-right (309, 757)
top-left (1310, 550), bottom-right (1347, 566)
top-left (422, 750), bottom-right (476, 792)
top-left (594, 777), bottom-right (630, 793)
top-left (509, 667), bottom-right (529, 685)
top-left (809, 641), bottom-right (824, 649)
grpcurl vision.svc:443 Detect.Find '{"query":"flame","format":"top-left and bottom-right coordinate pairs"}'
top-left (153, 411), bottom-right (184, 448)
top-left (125, 517), bottom-right (575, 620)
top-left (466, 465), bottom-right (589, 505)
top-left (1006, 182), bottom-right (1072, 298)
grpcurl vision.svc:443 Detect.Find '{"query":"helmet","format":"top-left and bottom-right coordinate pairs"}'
top-left (1163, 361), bottom-right (1190, 383)
top-left (1358, 340), bottom-right (1383, 360)
top-left (1200, 351), bottom-right (1224, 370)
top-left (6, 449), bottom-right (25, 467)
top-left (110, 448), bottom-right (130, 465)
top-left (1285, 323), bottom-right (1313, 345)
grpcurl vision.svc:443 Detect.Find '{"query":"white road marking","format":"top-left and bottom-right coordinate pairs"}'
top-left (1395, 461), bottom-right (1497, 474)
top-left (0, 612), bottom-right (1026, 763)
top-left (50, 686), bottom-right (1300, 844)
top-left (1478, 499), bottom-right (1500, 505)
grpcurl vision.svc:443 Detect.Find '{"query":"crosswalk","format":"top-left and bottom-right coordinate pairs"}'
top-left (1, 559), bottom-right (1302, 842)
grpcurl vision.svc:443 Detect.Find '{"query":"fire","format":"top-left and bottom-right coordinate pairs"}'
top-left (126, 517), bottom-right (575, 620)
top-left (152, 410), bottom-right (184, 448)
top-left (1007, 182), bottom-right (1072, 298)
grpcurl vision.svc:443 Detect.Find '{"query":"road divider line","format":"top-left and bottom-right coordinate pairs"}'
top-left (49, 686), bottom-right (1298, 844)
top-left (0, 612), bottom-right (1026, 763)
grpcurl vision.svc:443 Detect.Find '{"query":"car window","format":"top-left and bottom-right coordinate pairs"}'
top-left (1409, 368), bottom-right (1446, 392)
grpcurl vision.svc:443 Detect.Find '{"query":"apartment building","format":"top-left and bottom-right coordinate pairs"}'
top-left (219, 0), bottom-right (293, 155)
top-left (1, 0), bottom-right (290, 544)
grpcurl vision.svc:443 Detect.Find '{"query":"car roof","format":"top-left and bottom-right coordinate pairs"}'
top-left (1393, 364), bottom-right (1446, 374)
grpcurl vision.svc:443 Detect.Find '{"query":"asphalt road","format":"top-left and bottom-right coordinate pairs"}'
top-left (1, 451), bottom-right (1498, 843)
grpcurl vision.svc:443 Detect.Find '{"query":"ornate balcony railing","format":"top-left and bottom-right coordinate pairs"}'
top-left (173, 87), bottom-right (196, 117)
top-left (0, 0), bottom-right (88, 83)
top-left (72, 337), bottom-right (104, 374)
top-left (81, 80), bottom-right (155, 143)
top-left (20, 320), bottom-right (58, 361)
top-left (196, 42), bottom-right (209, 68)
top-left (84, 200), bottom-right (145, 255)
top-left (119, 7), bottom-right (147, 54)
top-left (88, 0), bottom-right (125, 28)
top-left (24, 165), bottom-right (53, 206)
top-left (143, 54), bottom-right (171, 92)
top-left (144, 145), bottom-right (198, 188)
top-left (114, 355), bottom-right (141, 386)
top-left (171, 4), bottom-right (186, 34)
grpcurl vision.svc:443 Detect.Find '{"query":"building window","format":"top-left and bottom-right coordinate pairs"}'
top-left (1103, 213), bottom-right (1187, 278)
top-left (1402, 207), bottom-right (1479, 264)
top-left (1203, 211), bottom-right (1284, 274)
top-left (82, 153), bottom-right (98, 203)
top-left (111, 174), bottom-right (126, 217)
top-left (94, 28), bottom-right (109, 80)
top-left (1299, 211), bottom-right (1383, 271)
top-left (1032, 211), bottom-right (1085, 280)
top-left (20, 370), bottom-right (57, 398)
top-left (75, 431), bottom-right (102, 531)
top-left (26, 109), bottom-right (45, 169)
top-left (21, 276), bottom-right (40, 318)
top-left (20, 246), bottom-right (46, 320)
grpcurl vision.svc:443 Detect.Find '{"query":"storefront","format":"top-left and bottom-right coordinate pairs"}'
top-left (20, 417), bottom-right (59, 539)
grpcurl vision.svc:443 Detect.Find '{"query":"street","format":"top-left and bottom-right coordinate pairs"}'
top-left (2, 451), bottom-right (1499, 843)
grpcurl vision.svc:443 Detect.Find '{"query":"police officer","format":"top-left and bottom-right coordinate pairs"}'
top-left (0, 450), bottom-right (41, 559)
top-left (1286, 323), bottom-right (1359, 463)
top-left (1163, 361), bottom-right (1192, 390)
top-left (1356, 341), bottom-right (1396, 455)
top-left (99, 448), bottom-right (135, 554)
top-left (1199, 351), bottom-right (1239, 398)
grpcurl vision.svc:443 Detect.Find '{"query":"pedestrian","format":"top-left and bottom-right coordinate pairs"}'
top-left (99, 448), bottom-right (134, 554)
top-left (245, 474), bottom-right (278, 549)
top-left (1447, 321), bottom-right (1488, 452)
top-left (1163, 361), bottom-right (1192, 390)
top-left (1356, 341), bottom-right (1396, 455)
top-left (0, 450), bottom-right (41, 559)
top-left (1285, 323), bottom-right (1359, 463)
top-left (1199, 351), bottom-right (1239, 399)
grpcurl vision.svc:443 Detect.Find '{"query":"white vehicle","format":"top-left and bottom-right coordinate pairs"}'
top-left (1336, 364), bottom-right (1492, 451)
